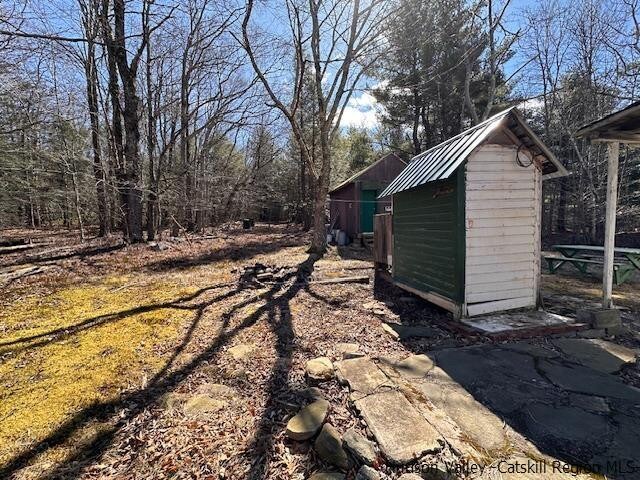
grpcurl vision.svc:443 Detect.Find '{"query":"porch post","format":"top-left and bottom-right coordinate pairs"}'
top-left (602, 141), bottom-right (620, 309)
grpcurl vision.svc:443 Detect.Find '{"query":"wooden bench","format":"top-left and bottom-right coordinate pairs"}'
top-left (543, 255), bottom-right (633, 285)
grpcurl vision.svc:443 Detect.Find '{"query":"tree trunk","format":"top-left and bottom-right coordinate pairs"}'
top-left (101, 0), bottom-right (127, 235)
top-left (111, 0), bottom-right (144, 242)
top-left (309, 129), bottom-right (331, 254)
top-left (71, 170), bottom-right (86, 242)
top-left (84, 36), bottom-right (110, 237)
top-left (180, 51), bottom-right (194, 232)
top-left (464, 58), bottom-right (480, 125)
top-left (28, 186), bottom-right (37, 229)
top-left (145, 32), bottom-right (157, 241)
top-left (61, 173), bottom-right (71, 229)
top-left (412, 88), bottom-right (420, 154)
top-left (556, 178), bottom-right (567, 232)
top-left (121, 90), bottom-right (144, 243)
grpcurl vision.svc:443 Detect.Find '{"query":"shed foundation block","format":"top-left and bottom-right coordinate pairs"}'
top-left (576, 309), bottom-right (621, 329)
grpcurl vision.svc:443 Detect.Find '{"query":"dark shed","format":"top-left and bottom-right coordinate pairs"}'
top-left (329, 153), bottom-right (406, 239)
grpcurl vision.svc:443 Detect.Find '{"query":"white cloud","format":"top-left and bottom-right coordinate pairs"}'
top-left (518, 97), bottom-right (544, 112)
top-left (340, 106), bottom-right (378, 129)
top-left (351, 91), bottom-right (376, 108)
top-left (339, 91), bottom-right (381, 129)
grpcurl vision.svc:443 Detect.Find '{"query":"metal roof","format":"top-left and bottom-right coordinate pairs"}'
top-left (379, 107), bottom-right (567, 198)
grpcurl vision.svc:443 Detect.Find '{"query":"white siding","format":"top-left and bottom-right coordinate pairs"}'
top-left (464, 144), bottom-right (540, 316)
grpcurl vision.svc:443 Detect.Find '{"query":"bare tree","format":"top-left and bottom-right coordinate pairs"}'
top-left (464, 0), bottom-right (520, 124)
top-left (99, 0), bottom-right (174, 242)
top-left (78, 0), bottom-right (110, 236)
top-left (240, 0), bottom-right (390, 252)
top-left (520, 0), bottom-right (639, 242)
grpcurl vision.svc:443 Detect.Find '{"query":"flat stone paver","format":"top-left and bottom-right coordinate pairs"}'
top-left (354, 389), bottom-right (442, 465)
top-left (568, 393), bottom-right (609, 413)
top-left (197, 383), bottom-right (236, 398)
top-left (335, 342), bottom-right (361, 359)
top-left (502, 341), bottom-right (560, 359)
top-left (590, 339), bottom-right (638, 363)
top-left (314, 423), bottom-right (350, 469)
top-left (285, 399), bottom-right (329, 441)
top-left (335, 357), bottom-right (394, 399)
top-left (343, 428), bottom-right (377, 466)
top-left (591, 413), bottom-right (640, 472)
top-left (538, 359), bottom-right (640, 401)
top-left (523, 403), bottom-right (610, 444)
top-left (460, 311), bottom-right (574, 333)
top-left (306, 357), bottom-right (335, 382)
top-left (308, 473), bottom-right (345, 480)
top-left (228, 343), bottom-right (254, 360)
top-left (433, 346), bottom-right (556, 413)
top-left (182, 394), bottom-right (227, 417)
top-left (414, 366), bottom-right (510, 454)
top-left (385, 323), bottom-right (441, 339)
top-left (429, 343), bottom-right (640, 479)
top-left (552, 338), bottom-right (637, 373)
top-left (390, 354), bottom-right (434, 379)
top-left (381, 323), bottom-right (400, 340)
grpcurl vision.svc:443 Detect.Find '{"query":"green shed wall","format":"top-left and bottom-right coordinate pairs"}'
top-left (392, 172), bottom-right (464, 303)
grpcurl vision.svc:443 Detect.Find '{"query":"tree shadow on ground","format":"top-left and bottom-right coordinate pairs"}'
top-left (0, 254), bottom-right (319, 480)
top-left (335, 244), bottom-right (372, 261)
top-left (371, 272), bottom-right (453, 328)
top-left (1, 243), bottom-right (126, 269)
top-left (145, 236), bottom-right (307, 272)
top-left (0, 283), bottom-right (235, 356)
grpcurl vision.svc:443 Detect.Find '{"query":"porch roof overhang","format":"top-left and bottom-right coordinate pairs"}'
top-left (573, 100), bottom-right (640, 311)
top-left (575, 100), bottom-right (640, 143)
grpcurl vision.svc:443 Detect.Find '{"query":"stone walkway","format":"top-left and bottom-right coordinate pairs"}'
top-left (336, 357), bottom-right (442, 465)
top-left (336, 339), bottom-right (640, 479)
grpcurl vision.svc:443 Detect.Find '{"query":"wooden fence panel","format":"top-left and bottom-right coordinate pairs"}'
top-left (374, 213), bottom-right (392, 266)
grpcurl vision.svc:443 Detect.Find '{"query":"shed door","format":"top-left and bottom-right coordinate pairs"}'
top-left (360, 190), bottom-right (377, 233)
top-left (464, 144), bottom-right (540, 316)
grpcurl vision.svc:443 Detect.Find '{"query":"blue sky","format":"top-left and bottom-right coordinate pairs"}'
top-left (14, 0), bottom-right (619, 132)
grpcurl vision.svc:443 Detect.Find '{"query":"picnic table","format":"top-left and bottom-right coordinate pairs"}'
top-left (544, 244), bottom-right (640, 285)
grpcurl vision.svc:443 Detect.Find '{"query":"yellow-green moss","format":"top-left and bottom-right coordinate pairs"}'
top-left (0, 274), bottom-right (201, 467)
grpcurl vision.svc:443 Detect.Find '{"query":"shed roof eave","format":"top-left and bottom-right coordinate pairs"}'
top-left (329, 152), bottom-right (407, 194)
top-left (510, 109), bottom-right (569, 178)
top-left (542, 170), bottom-right (568, 181)
top-left (584, 132), bottom-right (640, 143)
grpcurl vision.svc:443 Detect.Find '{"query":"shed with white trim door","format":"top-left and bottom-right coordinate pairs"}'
top-left (378, 107), bottom-right (568, 319)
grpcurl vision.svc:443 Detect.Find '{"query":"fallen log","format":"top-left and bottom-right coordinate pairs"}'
top-left (310, 275), bottom-right (369, 285)
top-left (0, 265), bottom-right (51, 283)
top-left (0, 244), bottom-right (37, 254)
top-left (0, 238), bottom-right (31, 248)
top-left (245, 274), bottom-right (370, 289)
